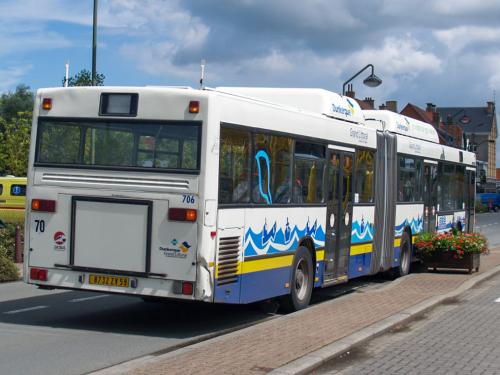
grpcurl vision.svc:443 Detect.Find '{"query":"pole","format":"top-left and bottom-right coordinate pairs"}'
top-left (65, 61), bottom-right (69, 87)
top-left (92, 0), bottom-right (98, 86)
top-left (15, 225), bottom-right (23, 263)
top-left (342, 64), bottom-right (374, 95)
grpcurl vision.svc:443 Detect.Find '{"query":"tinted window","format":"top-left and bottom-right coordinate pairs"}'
top-left (36, 120), bottom-right (201, 172)
top-left (252, 134), bottom-right (292, 204)
top-left (354, 150), bottom-right (375, 203)
top-left (219, 128), bottom-right (251, 204)
top-left (10, 184), bottom-right (26, 196)
top-left (293, 141), bottom-right (325, 203)
top-left (398, 156), bottom-right (423, 202)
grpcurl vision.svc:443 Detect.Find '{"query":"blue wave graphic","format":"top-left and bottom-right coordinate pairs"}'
top-left (395, 216), bottom-right (423, 236)
top-left (351, 219), bottom-right (374, 243)
top-left (244, 218), bottom-right (326, 257)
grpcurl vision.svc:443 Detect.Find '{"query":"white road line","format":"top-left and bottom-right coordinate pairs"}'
top-left (69, 295), bottom-right (110, 303)
top-left (3, 305), bottom-right (49, 314)
top-left (495, 298), bottom-right (500, 303)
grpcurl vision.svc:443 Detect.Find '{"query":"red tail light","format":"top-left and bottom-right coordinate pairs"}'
top-left (169, 208), bottom-right (197, 222)
top-left (30, 268), bottom-right (48, 281)
top-left (182, 281), bottom-right (193, 295)
top-left (31, 199), bottom-right (56, 212)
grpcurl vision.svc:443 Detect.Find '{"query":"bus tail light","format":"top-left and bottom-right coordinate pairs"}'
top-left (30, 268), bottom-right (48, 281)
top-left (173, 281), bottom-right (194, 295)
top-left (182, 282), bottom-right (193, 295)
top-left (32, 199), bottom-right (56, 212)
top-left (168, 208), bottom-right (197, 222)
top-left (42, 98), bottom-right (52, 110)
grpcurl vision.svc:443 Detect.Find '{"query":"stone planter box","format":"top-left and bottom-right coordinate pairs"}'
top-left (424, 252), bottom-right (480, 273)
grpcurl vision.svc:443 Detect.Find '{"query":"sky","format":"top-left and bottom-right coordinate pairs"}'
top-left (1, 0), bottom-right (499, 160)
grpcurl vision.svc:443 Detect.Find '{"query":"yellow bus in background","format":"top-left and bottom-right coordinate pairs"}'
top-left (0, 176), bottom-right (27, 224)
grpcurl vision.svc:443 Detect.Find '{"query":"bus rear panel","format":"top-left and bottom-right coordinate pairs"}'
top-left (25, 87), bottom-right (215, 301)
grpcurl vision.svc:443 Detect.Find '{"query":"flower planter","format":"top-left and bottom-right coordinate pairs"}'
top-left (424, 252), bottom-right (480, 274)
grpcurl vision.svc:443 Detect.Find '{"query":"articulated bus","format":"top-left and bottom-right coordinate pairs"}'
top-left (24, 86), bottom-right (475, 311)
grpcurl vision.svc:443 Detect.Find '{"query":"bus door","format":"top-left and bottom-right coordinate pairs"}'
top-left (466, 170), bottom-right (475, 232)
top-left (324, 149), bottom-right (354, 282)
top-left (423, 163), bottom-right (437, 232)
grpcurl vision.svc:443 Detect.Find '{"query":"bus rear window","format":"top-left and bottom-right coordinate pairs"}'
top-left (35, 119), bottom-right (201, 173)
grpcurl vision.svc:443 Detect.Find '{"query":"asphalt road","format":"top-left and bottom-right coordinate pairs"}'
top-left (474, 211), bottom-right (500, 248)
top-left (1, 212), bottom-right (497, 375)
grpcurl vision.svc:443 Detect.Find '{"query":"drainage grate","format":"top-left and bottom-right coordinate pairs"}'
top-left (216, 236), bottom-right (241, 286)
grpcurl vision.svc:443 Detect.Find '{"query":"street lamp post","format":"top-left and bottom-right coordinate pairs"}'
top-left (92, 0), bottom-right (98, 86)
top-left (342, 64), bottom-right (382, 96)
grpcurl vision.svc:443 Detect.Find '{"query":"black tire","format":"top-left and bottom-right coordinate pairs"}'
top-left (280, 246), bottom-right (314, 312)
top-left (395, 231), bottom-right (411, 277)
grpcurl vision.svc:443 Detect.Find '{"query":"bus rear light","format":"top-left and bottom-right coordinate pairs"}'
top-left (31, 199), bottom-right (56, 212)
top-left (42, 98), bottom-right (52, 110)
top-left (168, 208), bottom-right (197, 222)
top-left (189, 101), bottom-right (200, 113)
top-left (182, 281), bottom-right (193, 295)
top-left (30, 268), bottom-right (48, 281)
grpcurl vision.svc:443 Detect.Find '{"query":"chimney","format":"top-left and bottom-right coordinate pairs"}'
top-left (487, 101), bottom-right (495, 114)
top-left (363, 97), bottom-right (375, 109)
top-left (379, 103), bottom-right (387, 110)
top-left (386, 100), bottom-right (398, 113)
top-left (345, 83), bottom-right (355, 98)
top-left (426, 102), bottom-right (436, 113)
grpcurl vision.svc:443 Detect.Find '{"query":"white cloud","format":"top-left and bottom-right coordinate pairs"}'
top-left (434, 26), bottom-right (500, 54)
top-left (0, 66), bottom-right (32, 92)
top-left (341, 36), bottom-right (441, 77)
top-left (433, 0), bottom-right (500, 15)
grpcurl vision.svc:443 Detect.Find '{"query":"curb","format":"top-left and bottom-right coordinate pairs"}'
top-left (269, 264), bottom-right (500, 375)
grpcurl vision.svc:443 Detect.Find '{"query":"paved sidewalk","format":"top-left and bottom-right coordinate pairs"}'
top-left (98, 248), bottom-right (500, 375)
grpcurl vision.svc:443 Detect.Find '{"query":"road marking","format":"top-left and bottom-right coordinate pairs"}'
top-left (69, 295), bottom-right (110, 303)
top-left (3, 305), bottom-right (49, 314)
top-left (495, 298), bottom-right (500, 303)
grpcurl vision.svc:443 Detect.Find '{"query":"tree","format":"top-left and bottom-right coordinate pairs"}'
top-left (0, 84), bottom-right (34, 121)
top-left (64, 69), bottom-right (105, 86)
top-left (0, 113), bottom-right (31, 176)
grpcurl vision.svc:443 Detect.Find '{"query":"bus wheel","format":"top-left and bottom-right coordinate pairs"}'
top-left (280, 246), bottom-right (313, 312)
top-left (395, 232), bottom-right (411, 277)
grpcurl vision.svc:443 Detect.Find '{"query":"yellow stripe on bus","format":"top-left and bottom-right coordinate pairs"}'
top-left (350, 243), bottom-right (372, 255)
top-left (216, 248), bottom-right (325, 278)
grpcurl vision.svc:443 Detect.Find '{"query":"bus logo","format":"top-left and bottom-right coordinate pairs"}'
top-left (54, 231), bottom-right (66, 245)
top-left (53, 231), bottom-right (66, 251)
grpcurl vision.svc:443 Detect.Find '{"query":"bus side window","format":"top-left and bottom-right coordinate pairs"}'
top-left (219, 127), bottom-right (251, 204)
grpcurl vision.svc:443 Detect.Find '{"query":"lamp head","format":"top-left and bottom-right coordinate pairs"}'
top-left (363, 73), bottom-right (382, 88)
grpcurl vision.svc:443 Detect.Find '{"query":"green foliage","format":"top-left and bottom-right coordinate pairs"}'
top-left (64, 69), bottom-right (105, 86)
top-left (0, 222), bottom-right (18, 260)
top-left (0, 223), bottom-right (20, 282)
top-left (0, 113), bottom-right (31, 176)
top-left (0, 84), bottom-right (34, 121)
top-left (0, 254), bottom-right (18, 282)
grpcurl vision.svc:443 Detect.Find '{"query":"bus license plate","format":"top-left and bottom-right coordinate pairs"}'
top-left (89, 274), bottom-right (129, 287)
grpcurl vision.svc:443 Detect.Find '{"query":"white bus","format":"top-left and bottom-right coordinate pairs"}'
top-left (25, 86), bottom-right (475, 311)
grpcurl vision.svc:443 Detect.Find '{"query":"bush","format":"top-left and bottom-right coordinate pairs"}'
top-left (0, 222), bottom-right (19, 260)
top-left (0, 222), bottom-right (21, 282)
top-left (0, 252), bottom-right (18, 282)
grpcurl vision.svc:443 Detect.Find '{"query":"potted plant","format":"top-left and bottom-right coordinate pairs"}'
top-left (414, 230), bottom-right (488, 273)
